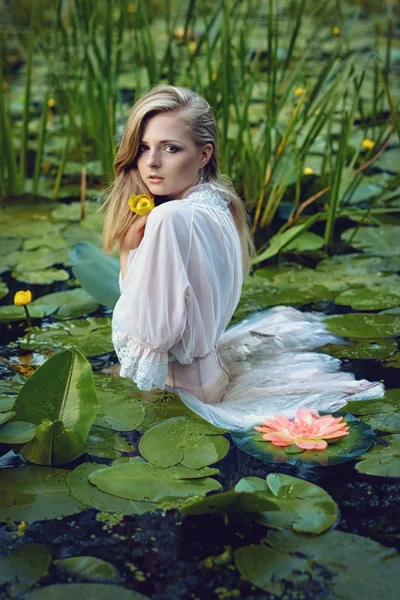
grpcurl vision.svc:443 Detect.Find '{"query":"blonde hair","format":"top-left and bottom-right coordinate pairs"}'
top-left (102, 84), bottom-right (255, 277)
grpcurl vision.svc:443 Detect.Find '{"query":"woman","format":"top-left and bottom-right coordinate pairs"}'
top-left (103, 85), bottom-right (384, 432)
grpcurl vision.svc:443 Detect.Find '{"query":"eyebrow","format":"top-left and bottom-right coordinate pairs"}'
top-left (140, 139), bottom-right (183, 144)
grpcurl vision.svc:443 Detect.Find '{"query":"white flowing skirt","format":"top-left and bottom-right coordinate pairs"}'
top-left (171, 306), bottom-right (385, 432)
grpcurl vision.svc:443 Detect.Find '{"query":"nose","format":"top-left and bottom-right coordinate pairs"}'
top-left (146, 148), bottom-right (161, 168)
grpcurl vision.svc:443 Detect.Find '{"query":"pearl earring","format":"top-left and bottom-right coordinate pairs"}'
top-left (199, 169), bottom-right (204, 184)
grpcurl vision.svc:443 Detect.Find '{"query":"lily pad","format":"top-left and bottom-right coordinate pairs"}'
top-left (0, 543), bottom-right (52, 597)
top-left (20, 318), bottom-right (113, 356)
top-left (0, 466), bottom-right (85, 522)
top-left (235, 544), bottom-right (313, 597)
top-left (34, 288), bottom-right (100, 320)
top-left (265, 528), bottom-right (400, 600)
top-left (138, 416), bottom-right (230, 469)
top-left (345, 388), bottom-right (400, 416)
top-left (24, 584), bottom-right (149, 600)
top-left (316, 254), bottom-right (400, 275)
top-left (12, 349), bottom-right (98, 466)
top-left (334, 286), bottom-right (400, 310)
top-left (139, 392), bottom-right (199, 432)
top-left (324, 313), bottom-right (400, 338)
top-left (341, 225), bottom-right (400, 256)
top-left (355, 434), bottom-right (400, 477)
top-left (181, 489), bottom-right (281, 518)
top-left (234, 473), bottom-right (338, 534)
top-left (93, 374), bottom-right (145, 432)
top-left (88, 462), bottom-right (221, 503)
top-left (66, 463), bottom-right (157, 514)
top-left (383, 351), bottom-right (400, 368)
top-left (0, 280), bottom-right (9, 299)
top-left (8, 246), bottom-right (70, 272)
top-left (12, 268), bottom-right (70, 285)
top-left (320, 337), bottom-right (397, 360)
top-left (231, 413), bottom-right (375, 467)
top-left (53, 556), bottom-right (119, 581)
top-left (359, 413), bottom-right (400, 433)
top-left (87, 427), bottom-right (134, 459)
top-left (0, 421), bottom-right (37, 444)
top-left (0, 304), bottom-right (50, 323)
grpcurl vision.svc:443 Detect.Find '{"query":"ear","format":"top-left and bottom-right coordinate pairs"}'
top-left (199, 143), bottom-right (213, 168)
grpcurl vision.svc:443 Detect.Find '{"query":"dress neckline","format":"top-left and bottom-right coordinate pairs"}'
top-left (182, 183), bottom-right (231, 213)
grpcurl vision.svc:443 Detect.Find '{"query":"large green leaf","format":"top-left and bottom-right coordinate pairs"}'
top-left (320, 338), bottom-right (398, 360)
top-left (341, 225), bottom-right (400, 256)
top-left (266, 528), bottom-right (400, 600)
top-left (324, 313), bottom-right (400, 338)
top-left (34, 289), bottom-right (100, 320)
top-left (66, 463), bottom-right (157, 514)
top-left (20, 318), bottom-right (113, 356)
top-left (139, 391), bottom-right (199, 432)
top-left (0, 466), bottom-right (85, 522)
top-left (12, 350), bottom-right (99, 465)
top-left (88, 462), bottom-right (221, 503)
top-left (138, 416), bottom-right (229, 469)
top-left (355, 434), bottom-right (400, 477)
top-left (316, 253), bottom-right (400, 275)
top-left (0, 421), bottom-right (36, 444)
top-left (231, 413), bottom-right (375, 467)
top-left (181, 489), bottom-right (281, 517)
top-left (86, 426), bottom-right (134, 459)
top-left (235, 473), bottom-right (338, 534)
top-left (335, 285), bottom-right (400, 310)
top-left (12, 268), bottom-right (70, 285)
top-left (70, 242), bottom-right (120, 309)
top-left (0, 543), bottom-right (52, 597)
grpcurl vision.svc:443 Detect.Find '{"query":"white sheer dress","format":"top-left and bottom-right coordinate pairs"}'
top-left (112, 183), bottom-right (384, 432)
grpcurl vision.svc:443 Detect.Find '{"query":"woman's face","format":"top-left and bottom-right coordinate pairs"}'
top-left (136, 111), bottom-right (213, 201)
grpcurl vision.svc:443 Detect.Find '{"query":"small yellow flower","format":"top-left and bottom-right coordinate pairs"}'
top-left (188, 41), bottom-right (197, 53)
top-left (211, 70), bottom-right (218, 81)
top-left (127, 3), bottom-right (136, 13)
top-left (294, 87), bottom-right (305, 98)
top-left (16, 521), bottom-right (27, 536)
top-left (303, 167), bottom-right (314, 175)
top-left (332, 26), bottom-right (341, 36)
top-left (128, 194), bottom-right (155, 216)
top-left (47, 98), bottom-right (56, 108)
top-left (173, 26), bottom-right (185, 41)
top-left (14, 290), bottom-right (32, 306)
top-left (362, 138), bottom-right (375, 151)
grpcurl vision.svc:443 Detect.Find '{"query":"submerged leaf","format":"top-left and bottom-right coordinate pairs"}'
top-left (355, 434), bottom-right (400, 477)
top-left (53, 556), bottom-right (119, 581)
top-left (0, 543), bottom-right (52, 597)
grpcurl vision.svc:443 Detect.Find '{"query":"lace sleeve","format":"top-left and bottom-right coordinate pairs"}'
top-left (112, 202), bottom-right (193, 391)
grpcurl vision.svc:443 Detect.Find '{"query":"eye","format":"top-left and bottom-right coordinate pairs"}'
top-left (138, 144), bottom-right (148, 153)
top-left (165, 145), bottom-right (179, 153)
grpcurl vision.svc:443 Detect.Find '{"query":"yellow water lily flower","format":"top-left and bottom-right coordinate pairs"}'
top-left (128, 194), bottom-right (155, 216)
top-left (332, 26), bottom-right (341, 36)
top-left (47, 98), bottom-right (56, 108)
top-left (362, 138), bottom-right (375, 151)
top-left (14, 290), bottom-right (32, 306)
top-left (294, 87), bottom-right (305, 97)
top-left (16, 521), bottom-right (27, 536)
top-left (303, 167), bottom-right (314, 175)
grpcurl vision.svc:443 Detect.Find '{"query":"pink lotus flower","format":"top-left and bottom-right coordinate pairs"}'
top-left (254, 408), bottom-right (350, 451)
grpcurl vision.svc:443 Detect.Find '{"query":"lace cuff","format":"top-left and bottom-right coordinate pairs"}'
top-left (112, 322), bottom-right (168, 391)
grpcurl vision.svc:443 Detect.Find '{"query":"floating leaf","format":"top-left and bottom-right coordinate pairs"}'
top-left (320, 338), bottom-right (397, 360)
top-left (0, 280), bottom-right (9, 299)
top-left (35, 289), bottom-right (100, 320)
top-left (0, 466), bottom-right (85, 522)
top-left (181, 489), bottom-right (280, 517)
top-left (341, 225), bottom-right (400, 256)
top-left (24, 584), bottom-right (149, 600)
top-left (345, 388), bottom-right (400, 415)
top-left (12, 349), bottom-right (98, 465)
top-left (139, 416), bottom-right (229, 469)
top-left (0, 543), bottom-right (52, 597)
top-left (12, 268), bottom-right (70, 285)
top-left (20, 318), bottom-right (113, 356)
top-left (359, 413), bottom-right (400, 433)
top-left (89, 462), bottom-right (221, 503)
top-left (66, 463), bottom-right (156, 514)
top-left (317, 254), bottom-right (400, 275)
top-left (355, 434), bottom-right (400, 477)
top-left (8, 246), bottom-right (70, 272)
top-left (335, 286), bottom-right (400, 310)
top-left (70, 242), bottom-right (120, 309)
top-left (93, 374), bottom-right (145, 432)
top-left (324, 313), bottom-right (400, 338)
top-left (139, 392), bottom-right (198, 432)
top-left (235, 473), bottom-right (338, 534)
top-left (53, 556), bottom-right (119, 581)
top-left (0, 421), bottom-right (36, 444)
top-left (231, 413), bottom-right (375, 467)
top-left (266, 528), bottom-right (400, 600)
top-left (283, 231), bottom-right (324, 252)
top-left (87, 427), bottom-right (134, 459)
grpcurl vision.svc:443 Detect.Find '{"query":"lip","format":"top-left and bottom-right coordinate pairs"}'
top-left (148, 176), bottom-right (164, 181)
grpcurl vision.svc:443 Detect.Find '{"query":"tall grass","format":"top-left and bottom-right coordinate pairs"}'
top-left (1, 0), bottom-right (398, 259)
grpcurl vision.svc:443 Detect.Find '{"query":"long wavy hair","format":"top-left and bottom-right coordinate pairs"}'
top-left (102, 84), bottom-right (255, 277)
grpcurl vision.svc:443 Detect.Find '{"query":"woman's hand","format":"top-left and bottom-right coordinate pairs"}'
top-left (122, 215), bottom-right (149, 251)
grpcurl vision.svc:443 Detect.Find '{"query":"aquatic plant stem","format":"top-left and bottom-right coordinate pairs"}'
top-left (23, 306), bottom-right (32, 329)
